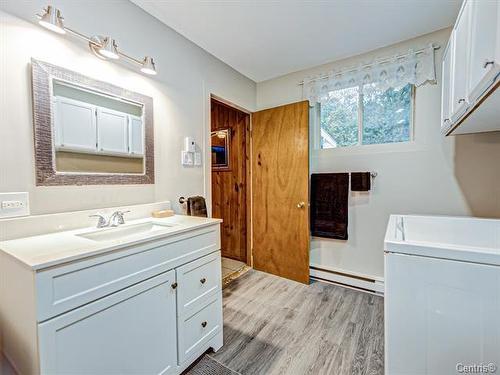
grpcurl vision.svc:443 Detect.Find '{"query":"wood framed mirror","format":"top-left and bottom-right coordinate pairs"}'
top-left (31, 59), bottom-right (154, 186)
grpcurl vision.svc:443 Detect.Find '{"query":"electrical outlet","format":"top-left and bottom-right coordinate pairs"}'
top-left (1, 201), bottom-right (25, 209)
top-left (0, 192), bottom-right (30, 218)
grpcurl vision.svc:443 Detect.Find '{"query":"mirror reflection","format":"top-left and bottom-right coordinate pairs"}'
top-left (211, 129), bottom-right (230, 169)
top-left (52, 80), bottom-right (145, 174)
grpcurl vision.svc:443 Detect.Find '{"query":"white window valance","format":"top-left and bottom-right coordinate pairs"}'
top-left (303, 43), bottom-right (438, 104)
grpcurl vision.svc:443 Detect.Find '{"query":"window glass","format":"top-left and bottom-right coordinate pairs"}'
top-left (362, 83), bottom-right (412, 145)
top-left (320, 86), bottom-right (359, 148)
top-left (319, 83), bottom-right (412, 148)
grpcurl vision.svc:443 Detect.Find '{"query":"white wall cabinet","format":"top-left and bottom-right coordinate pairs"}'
top-left (450, 0), bottom-right (471, 123)
top-left (54, 97), bottom-right (97, 152)
top-left (97, 107), bottom-right (129, 155)
top-left (129, 115), bottom-right (145, 155)
top-left (441, 0), bottom-right (500, 135)
top-left (54, 97), bottom-right (144, 157)
top-left (468, 0), bottom-right (500, 104)
top-left (441, 37), bottom-right (453, 130)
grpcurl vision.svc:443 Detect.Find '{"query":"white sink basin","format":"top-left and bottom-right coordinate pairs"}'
top-left (76, 222), bottom-right (177, 242)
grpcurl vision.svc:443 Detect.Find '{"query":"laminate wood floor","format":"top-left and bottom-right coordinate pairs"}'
top-left (211, 270), bottom-right (384, 375)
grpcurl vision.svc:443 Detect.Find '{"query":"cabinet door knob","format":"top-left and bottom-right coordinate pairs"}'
top-left (297, 201), bottom-right (305, 209)
top-left (458, 98), bottom-right (465, 104)
top-left (171, 282), bottom-right (178, 289)
top-left (483, 60), bottom-right (494, 69)
top-left (200, 277), bottom-right (207, 284)
top-left (201, 321), bottom-right (207, 328)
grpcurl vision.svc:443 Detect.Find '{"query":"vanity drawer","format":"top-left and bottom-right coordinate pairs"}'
top-left (178, 294), bottom-right (223, 364)
top-left (176, 251), bottom-right (221, 316)
top-left (36, 225), bottom-right (220, 322)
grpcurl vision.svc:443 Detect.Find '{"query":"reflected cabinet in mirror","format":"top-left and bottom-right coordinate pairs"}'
top-left (211, 129), bottom-right (230, 170)
top-left (31, 59), bottom-right (154, 185)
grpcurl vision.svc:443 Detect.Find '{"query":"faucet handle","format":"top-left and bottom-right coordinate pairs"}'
top-left (89, 214), bottom-right (108, 228)
top-left (110, 210), bottom-right (130, 226)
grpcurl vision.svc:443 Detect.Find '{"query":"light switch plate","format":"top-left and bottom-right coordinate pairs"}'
top-left (181, 151), bottom-right (194, 166)
top-left (194, 152), bottom-right (202, 166)
top-left (0, 192), bottom-right (30, 219)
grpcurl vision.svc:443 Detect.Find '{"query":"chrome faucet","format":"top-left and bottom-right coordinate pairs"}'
top-left (109, 210), bottom-right (130, 227)
top-left (89, 210), bottom-right (130, 228)
top-left (89, 214), bottom-right (109, 229)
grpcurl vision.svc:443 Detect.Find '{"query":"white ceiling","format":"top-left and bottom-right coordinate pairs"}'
top-left (131, 0), bottom-right (461, 82)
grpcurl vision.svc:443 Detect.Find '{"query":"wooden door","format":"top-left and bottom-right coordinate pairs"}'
top-left (252, 101), bottom-right (310, 284)
top-left (211, 99), bottom-right (249, 263)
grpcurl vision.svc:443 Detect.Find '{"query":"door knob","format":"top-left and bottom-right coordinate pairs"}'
top-left (297, 202), bottom-right (306, 209)
top-left (171, 282), bottom-right (178, 289)
top-left (483, 60), bottom-right (494, 69)
top-left (200, 277), bottom-right (207, 284)
top-left (201, 321), bottom-right (207, 328)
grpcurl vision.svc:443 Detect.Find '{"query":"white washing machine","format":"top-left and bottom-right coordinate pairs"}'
top-left (384, 214), bottom-right (500, 375)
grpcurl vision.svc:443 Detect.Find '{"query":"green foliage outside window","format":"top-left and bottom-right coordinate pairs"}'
top-left (320, 83), bottom-right (412, 148)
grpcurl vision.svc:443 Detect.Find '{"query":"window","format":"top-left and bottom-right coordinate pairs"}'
top-left (320, 83), bottom-right (413, 149)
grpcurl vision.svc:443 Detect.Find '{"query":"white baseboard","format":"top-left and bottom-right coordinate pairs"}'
top-left (310, 264), bottom-right (384, 296)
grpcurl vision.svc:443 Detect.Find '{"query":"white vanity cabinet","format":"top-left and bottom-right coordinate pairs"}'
top-left (0, 221), bottom-right (223, 375)
top-left (38, 271), bottom-right (178, 374)
top-left (442, 0), bottom-right (500, 135)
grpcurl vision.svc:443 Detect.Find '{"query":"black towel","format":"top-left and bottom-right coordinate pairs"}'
top-left (187, 196), bottom-right (208, 217)
top-left (310, 173), bottom-right (349, 240)
top-left (350, 172), bottom-right (371, 191)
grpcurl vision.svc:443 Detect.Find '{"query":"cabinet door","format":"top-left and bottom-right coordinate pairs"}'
top-left (54, 97), bottom-right (97, 152)
top-left (441, 39), bottom-right (453, 133)
top-left (39, 271), bottom-right (177, 375)
top-left (468, 0), bottom-right (499, 103)
top-left (97, 107), bottom-right (129, 155)
top-left (129, 115), bottom-right (144, 156)
top-left (451, 0), bottom-right (471, 122)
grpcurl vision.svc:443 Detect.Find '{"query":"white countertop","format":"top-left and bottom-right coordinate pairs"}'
top-left (0, 215), bottom-right (222, 271)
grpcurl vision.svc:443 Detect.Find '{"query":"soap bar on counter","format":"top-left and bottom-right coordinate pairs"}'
top-left (151, 209), bottom-right (175, 218)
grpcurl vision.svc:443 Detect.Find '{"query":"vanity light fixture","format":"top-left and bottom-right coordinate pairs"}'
top-left (36, 5), bottom-right (157, 76)
top-left (90, 36), bottom-right (120, 60)
top-left (38, 6), bottom-right (65, 34)
top-left (140, 56), bottom-right (157, 76)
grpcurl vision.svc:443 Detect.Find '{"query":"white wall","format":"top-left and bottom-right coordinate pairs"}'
top-left (257, 28), bottom-right (500, 280)
top-left (0, 0), bottom-right (256, 216)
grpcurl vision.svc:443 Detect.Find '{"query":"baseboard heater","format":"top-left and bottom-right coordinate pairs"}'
top-left (309, 266), bottom-right (384, 295)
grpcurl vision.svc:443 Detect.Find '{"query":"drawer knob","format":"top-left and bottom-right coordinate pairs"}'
top-left (200, 278), bottom-right (207, 284)
top-left (171, 282), bottom-right (178, 289)
top-left (201, 321), bottom-right (207, 328)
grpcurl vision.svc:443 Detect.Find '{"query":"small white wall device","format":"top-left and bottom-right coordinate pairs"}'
top-left (184, 137), bottom-right (196, 153)
top-left (181, 137), bottom-right (201, 166)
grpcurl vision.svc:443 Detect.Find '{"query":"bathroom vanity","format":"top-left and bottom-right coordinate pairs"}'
top-left (0, 214), bottom-right (223, 375)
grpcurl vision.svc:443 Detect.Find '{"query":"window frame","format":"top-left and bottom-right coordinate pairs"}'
top-left (318, 83), bottom-right (415, 150)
